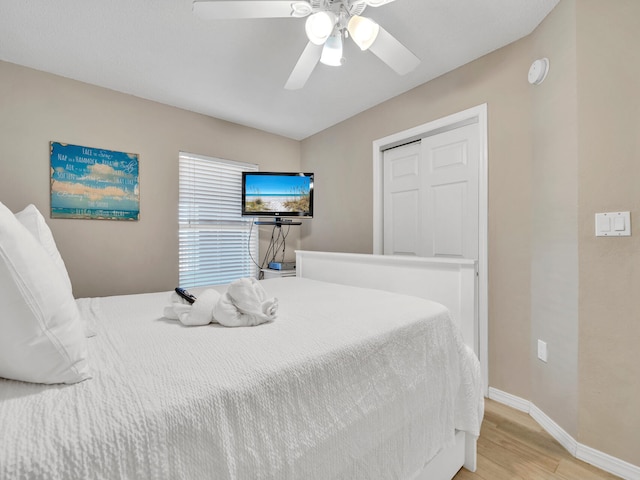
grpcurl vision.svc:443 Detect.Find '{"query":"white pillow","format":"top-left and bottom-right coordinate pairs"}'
top-left (15, 204), bottom-right (73, 292)
top-left (0, 201), bottom-right (90, 384)
top-left (13, 204), bottom-right (96, 337)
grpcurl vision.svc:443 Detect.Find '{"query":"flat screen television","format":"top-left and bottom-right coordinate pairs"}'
top-left (241, 172), bottom-right (314, 221)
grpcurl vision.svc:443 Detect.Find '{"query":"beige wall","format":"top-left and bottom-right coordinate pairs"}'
top-left (0, 61), bottom-right (300, 298)
top-left (301, 0), bottom-right (639, 467)
top-left (529, 0), bottom-right (579, 437)
top-left (577, 0), bottom-right (640, 464)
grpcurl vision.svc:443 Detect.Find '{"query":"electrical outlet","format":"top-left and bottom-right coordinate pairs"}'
top-left (537, 340), bottom-right (548, 363)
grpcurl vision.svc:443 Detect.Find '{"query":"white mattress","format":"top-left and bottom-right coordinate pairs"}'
top-left (0, 277), bottom-right (483, 480)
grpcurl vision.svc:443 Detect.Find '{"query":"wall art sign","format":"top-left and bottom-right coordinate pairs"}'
top-left (50, 142), bottom-right (140, 220)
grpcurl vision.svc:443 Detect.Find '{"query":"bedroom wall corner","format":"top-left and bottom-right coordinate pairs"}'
top-left (300, 30), bottom-right (536, 402)
top-left (528, 0), bottom-right (580, 438)
top-left (0, 61), bottom-right (301, 298)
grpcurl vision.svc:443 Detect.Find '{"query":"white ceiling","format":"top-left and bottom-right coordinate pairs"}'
top-left (0, 0), bottom-right (559, 140)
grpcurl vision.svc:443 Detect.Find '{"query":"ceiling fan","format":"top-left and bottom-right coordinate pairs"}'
top-left (193, 0), bottom-right (420, 89)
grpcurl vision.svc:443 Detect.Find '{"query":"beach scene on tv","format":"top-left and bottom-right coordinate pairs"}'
top-left (244, 174), bottom-right (311, 214)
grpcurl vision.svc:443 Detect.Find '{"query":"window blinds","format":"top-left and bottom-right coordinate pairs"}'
top-left (178, 152), bottom-right (258, 288)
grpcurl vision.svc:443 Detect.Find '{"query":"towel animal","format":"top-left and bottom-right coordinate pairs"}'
top-left (164, 278), bottom-right (277, 327)
top-left (214, 277), bottom-right (279, 327)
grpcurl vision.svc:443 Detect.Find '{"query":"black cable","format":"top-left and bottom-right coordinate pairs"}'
top-left (273, 226), bottom-right (285, 263)
top-left (279, 224), bottom-right (291, 262)
top-left (248, 221), bottom-right (294, 279)
top-left (269, 224), bottom-right (290, 265)
top-left (263, 224), bottom-right (279, 267)
top-left (247, 220), bottom-right (263, 279)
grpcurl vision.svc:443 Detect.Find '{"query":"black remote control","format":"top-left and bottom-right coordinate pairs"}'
top-left (175, 287), bottom-right (197, 304)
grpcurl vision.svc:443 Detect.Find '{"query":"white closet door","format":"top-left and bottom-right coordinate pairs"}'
top-left (383, 122), bottom-right (479, 260)
top-left (422, 123), bottom-right (479, 259)
top-left (383, 141), bottom-right (423, 256)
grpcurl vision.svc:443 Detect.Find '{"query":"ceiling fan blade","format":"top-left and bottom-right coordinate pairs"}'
top-left (193, 0), bottom-right (310, 20)
top-left (368, 26), bottom-right (420, 75)
top-left (365, 0), bottom-right (396, 6)
top-left (284, 42), bottom-right (323, 90)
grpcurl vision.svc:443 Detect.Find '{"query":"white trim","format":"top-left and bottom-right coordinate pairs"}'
top-left (488, 388), bottom-right (640, 480)
top-left (529, 403), bottom-right (577, 456)
top-left (487, 387), bottom-right (530, 412)
top-left (476, 104), bottom-right (489, 398)
top-left (577, 444), bottom-right (640, 480)
top-left (372, 104), bottom-right (489, 396)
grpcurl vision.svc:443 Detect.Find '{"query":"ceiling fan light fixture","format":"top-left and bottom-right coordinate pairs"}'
top-left (347, 15), bottom-right (379, 50)
top-left (291, 1), bottom-right (313, 17)
top-left (320, 30), bottom-right (343, 66)
top-left (305, 11), bottom-right (336, 45)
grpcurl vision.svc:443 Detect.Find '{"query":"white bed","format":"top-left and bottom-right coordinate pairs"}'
top-left (0, 251), bottom-right (483, 480)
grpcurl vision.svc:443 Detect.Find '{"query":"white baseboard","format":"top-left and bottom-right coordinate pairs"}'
top-left (487, 387), bottom-right (530, 412)
top-left (528, 403), bottom-right (577, 456)
top-left (576, 443), bottom-right (640, 480)
top-left (488, 387), bottom-right (640, 480)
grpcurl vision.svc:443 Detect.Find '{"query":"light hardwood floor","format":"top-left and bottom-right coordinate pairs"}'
top-left (453, 399), bottom-right (621, 480)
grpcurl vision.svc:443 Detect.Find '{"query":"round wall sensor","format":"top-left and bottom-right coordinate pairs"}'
top-left (528, 58), bottom-right (549, 85)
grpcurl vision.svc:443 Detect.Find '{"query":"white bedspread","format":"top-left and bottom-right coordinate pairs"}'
top-left (0, 277), bottom-right (483, 480)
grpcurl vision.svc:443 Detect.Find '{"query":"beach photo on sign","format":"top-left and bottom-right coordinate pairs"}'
top-left (50, 142), bottom-right (140, 220)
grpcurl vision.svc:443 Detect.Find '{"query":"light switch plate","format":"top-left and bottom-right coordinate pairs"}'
top-left (537, 339), bottom-right (548, 362)
top-left (595, 212), bottom-right (631, 237)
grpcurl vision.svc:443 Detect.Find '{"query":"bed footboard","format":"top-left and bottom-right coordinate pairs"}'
top-left (295, 250), bottom-right (480, 480)
top-left (295, 250), bottom-right (478, 355)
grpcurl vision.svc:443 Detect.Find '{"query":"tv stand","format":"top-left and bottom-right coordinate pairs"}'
top-left (261, 268), bottom-right (296, 279)
top-left (254, 218), bottom-right (302, 227)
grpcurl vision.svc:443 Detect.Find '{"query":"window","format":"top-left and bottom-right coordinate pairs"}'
top-left (178, 152), bottom-right (258, 288)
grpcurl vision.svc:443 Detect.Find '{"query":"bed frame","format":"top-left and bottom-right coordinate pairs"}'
top-left (295, 250), bottom-right (479, 479)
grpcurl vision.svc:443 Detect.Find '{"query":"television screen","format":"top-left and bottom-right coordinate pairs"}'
top-left (242, 172), bottom-right (314, 218)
